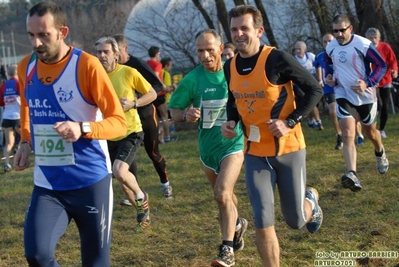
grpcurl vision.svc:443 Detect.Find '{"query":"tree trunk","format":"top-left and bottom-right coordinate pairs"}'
top-left (191, 0), bottom-right (215, 30)
top-left (233, 0), bottom-right (246, 5)
top-left (341, 0), bottom-right (358, 31)
top-left (306, 0), bottom-right (331, 36)
top-left (214, 0), bottom-right (232, 43)
top-left (253, 0), bottom-right (278, 47)
top-left (354, 0), bottom-right (383, 35)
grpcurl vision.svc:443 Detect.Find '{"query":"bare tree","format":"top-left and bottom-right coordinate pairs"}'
top-left (305, 0), bottom-right (331, 35)
top-left (65, 0), bottom-right (136, 53)
top-left (3, 0), bottom-right (399, 66)
top-left (191, 0), bottom-right (216, 29)
top-left (383, 0), bottom-right (399, 53)
top-left (125, 1), bottom-right (210, 68)
top-left (233, 0), bottom-right (246, 5)
top-left (214, 0), bottom-right (232, 43)
top-left (353, 0), bottom-right (383, 34)
top-left (254, 0), bottom-right (278, 47)
top-left (122, 0), bottom-right (399, 70)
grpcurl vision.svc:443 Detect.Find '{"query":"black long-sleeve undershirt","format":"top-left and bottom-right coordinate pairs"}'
top-left (224, 45), bottom-right (322, 123)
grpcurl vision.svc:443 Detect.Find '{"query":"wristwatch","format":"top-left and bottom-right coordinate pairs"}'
top-left (286, 118), bottom-right (297, 129)
top-left (80, 122), bottom-right (91, 135)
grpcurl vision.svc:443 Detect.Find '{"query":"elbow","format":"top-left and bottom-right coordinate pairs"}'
top-left (141, 88), bottom-right (157, 106)
top-left (117, 117), bottom-right (128, 138)
top-left (150, 88), bottom-right (157, 102)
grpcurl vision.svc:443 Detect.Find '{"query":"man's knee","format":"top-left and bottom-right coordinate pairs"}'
top-left (112, 163), bottom-right (129, 181)
top-left (364, 125), bottom-right (379, 140)
top-left (341, 131), bottom-right (356, 143)
top-left (148, 152), bottom-right (163, 164)
top-left (213, 186), bottom-right (233, 205)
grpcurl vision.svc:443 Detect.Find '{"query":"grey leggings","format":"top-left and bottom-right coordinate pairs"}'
top-left (244, 149), bottom-right (308, 229)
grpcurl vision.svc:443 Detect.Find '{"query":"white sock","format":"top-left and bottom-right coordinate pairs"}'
top-left (135, 191), bottom-right (144, 200)
top-left (161, 182), bottom-right (169, 187)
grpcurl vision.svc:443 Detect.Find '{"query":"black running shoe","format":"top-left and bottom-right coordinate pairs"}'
top-left (341, 172), bottom-right (362, 192)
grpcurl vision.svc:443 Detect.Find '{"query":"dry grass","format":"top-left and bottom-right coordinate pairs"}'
top-left (1, 115), bottom-right (399, 267)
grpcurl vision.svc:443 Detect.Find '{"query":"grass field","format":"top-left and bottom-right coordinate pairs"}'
top-left (1, 113), bottom-right (399, 267)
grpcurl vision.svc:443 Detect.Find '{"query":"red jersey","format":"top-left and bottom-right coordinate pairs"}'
top-left (375, 41), bottom-right (398, 87)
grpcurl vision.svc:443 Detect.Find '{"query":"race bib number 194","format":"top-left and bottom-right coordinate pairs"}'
top-left (33, 124), bottom-right (75, 166)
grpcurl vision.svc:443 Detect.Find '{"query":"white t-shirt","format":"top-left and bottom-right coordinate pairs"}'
top-left (295, 52), bottom-right (316, 75)
top-left (326, 34), bottom-right (384, 105)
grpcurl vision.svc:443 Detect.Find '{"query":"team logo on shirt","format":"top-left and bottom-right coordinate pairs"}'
top-left (4, 95), bottom-right (16, 104)
top-left (57, 87), bottom-right (73, 103)
top-left (245, 99), bottom-right (256, 113)
top-left (338, 51), bottom-right (347, 63)
top-left (204, 87), bottom-right (216, 93)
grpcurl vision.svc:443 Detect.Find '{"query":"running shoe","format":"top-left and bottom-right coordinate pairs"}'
top-left (379, 130), bottom-right (387, 139)
top-left (164, 136), bottom-right (178, 143)
top-left (233, 217), bottom-right (248, 252)
top-left (135, 191), bottom-right (150, 223)
top-left (307, 120), bottom-right (314, 129)
top-left (356, 136), bottom-right (364, 146)
top-left (211, 245), bottom-right (235, 267)
top-left (315, 121), bottom-right (324, 130)
top-left (161, 184), bottom-right (173, 199)
top-left (305, 187), bottom-right (323, 233)
top-left (335, 135), bottom-right (343, 150)
top-left (4, 163), bottom-right (12, 173)
top-left (341, 172), bottom-right (362, 192)
top-left (119, 199), bottom-right (133, 207)
top-left (376, 148), bottom-right (389, 174)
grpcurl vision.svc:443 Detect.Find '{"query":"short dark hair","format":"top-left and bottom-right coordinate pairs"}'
top-left (148, 46), bottom-right (160, 58)
top-left (332, 14), bottom-right (351, 26)
top-left (113, 34), bottom-right (127, 46)
top-left (28, 1), bottom-right (67, 28)
top-left (160, 57), bottom-right (172, 68)
top-left (228, 5), bottom-right (263, 29)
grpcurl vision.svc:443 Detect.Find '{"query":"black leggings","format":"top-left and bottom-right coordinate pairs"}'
top-left (377, 87), bottom-right (391, 131)
top-left (25, 176), bottom-right (112, 267)
top-left (129, 104), bottom-right (168, 184)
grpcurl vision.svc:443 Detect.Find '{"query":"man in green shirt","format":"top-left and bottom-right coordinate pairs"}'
top-left (169, 29), bottom-right (247, 267)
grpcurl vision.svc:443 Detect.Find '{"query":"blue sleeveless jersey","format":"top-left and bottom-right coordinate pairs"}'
top-left (25, 48), bottom-right (111, 190)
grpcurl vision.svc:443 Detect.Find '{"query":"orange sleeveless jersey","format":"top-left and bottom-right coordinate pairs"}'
top-left (229, 46), bottom-right (306, 157)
